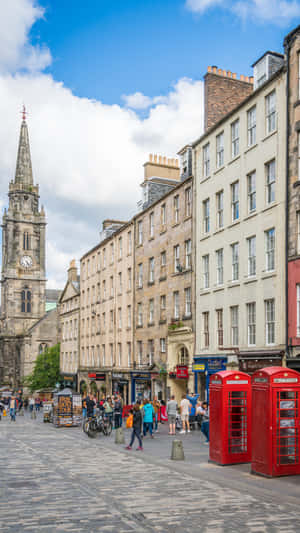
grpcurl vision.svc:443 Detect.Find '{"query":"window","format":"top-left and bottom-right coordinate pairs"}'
top-left (118, 344), bottom-right (122, 366)
top-left (216, 190), bottom-right (224, 229)
top-left (203, 255), bottom-right (209, 289)
top-left (138, 263), bottom-right (143, 288)
top-left (216, 249), bottom-right (224, 285)
top-left (127, 305), bottom-right (131, 328)
top-left (185, 187), bottom-right (192, 217)
top-left (119, 237), bottom-right (122, 259)
top-left (110, 310), bottom-right (114, 329)
top-left (247, 171), bottom-right (256, 213)
top-left (231, 242), bottom-right (239, 281)
top-left (118, 272), bottom-right (122, 293)
top-left (102, 312), bottom-right (106, 329)
top-left (297, 212), bottom-right (300, 255)
top-left (203, 143), bottom-right (210, 177)
top-left (231, 119), bottom-right (239, 158)
top-left (23, 232), bottom-right (30, 250)
top-left (266, 90), bottom-right (276, 134)
top-left (110, 276), bottom-right (114, 297)
top-left (97, 252), bottom-right (101, 271)
top-left (297, 285), bottom-right (300, 337)
top-left (110, 344), bottom-right (113, 366)
top-left (174, 245), bottom-right (180, 272)
top-left (230, 306), bottom-right (239, 346)
top-left (216, 309), bottom-right (223, 346)
top-left (21, 288), bottom-right (31, 313)
top-left (203, 199), bottom-right (210, 233)
top-left (203, 312), bottom-right (209, 347)
top-left (148, 340), bottom-right (154, 366)
top-left (103, 248), bottom-right (106, 267)
top-left (161, 251), bottom-right (166, 268)
top-left (137, 303), bottom-right (143, 326)
top-left (149, 299), bottom-right (154, 323)
top-left (247, 302), bottom-right (256, 346)
top-left (149, 212), bottom-right (154, 238)
top-left (185, 287), bottom-right (191, 317)
top-left (160, 295), bottom-right (166, 320)
top-left (231, 181), bottom-right (239, 221)
top-left (247, 236), bottom-right (256, 276)
top-left (128, 267), bottom-right (132, 290)
top-left (127, 342), bottom-right (131, 367)
top-left (185, 239), bottom-right (192, 269)
top-left (138, 220), bottom-right (143, 245)
top-left (298, 132), bottom-right (300, 180)
top-left (174, 195), bottom-right (179, 223)
top-left (173, 291), bottom-right (180, 319)
top-left (149, 257), bottom-right (155, 283)
top-left (160, 338), bottom-right (166, 353)
top-left (118, 307), bottom-right (122, 329)
top-left (110, 242), bottom-right (114, 263)
top-left (216, 132), bottom-right (224, 168)
top-left (137, 341), bottom-right (143, 367)
top-left (128, 231), bottom-right (132, 254)
top-left (266, 160), bottom-right (275, 204)
top-left (247, 106), bottom-right (256, 146)
top-left (161, 203), bottom-right (166, 226)
top-left (265, 299), bottom-right (275, 344)
top-left (265, 228), bottom-right (275, 271)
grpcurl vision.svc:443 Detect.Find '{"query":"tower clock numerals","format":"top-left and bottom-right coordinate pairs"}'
top-left (20, 255), bottom-right (33, 269)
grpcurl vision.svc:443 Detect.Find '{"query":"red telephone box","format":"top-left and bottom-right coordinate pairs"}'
top-left (209, 370), bottom-right (252, 465)
top-left (252, 366), bottom-right (300, 477)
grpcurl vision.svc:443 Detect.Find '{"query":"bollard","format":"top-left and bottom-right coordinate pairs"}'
top-left (115, 427), bottom-right (125, 444)
top-left (31, 410), bottom-right (37, 420)
top-left (19, 408), bottom-right (24, 416)
top-left (171, 439), bottom-right (185, 461)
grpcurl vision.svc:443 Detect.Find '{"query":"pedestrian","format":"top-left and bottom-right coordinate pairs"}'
top-left (82, 395), bottom-right (87, 418)
top-left (114, 394), bottom-right (123, 429)
top-left (143, 399), bottom-right (155, 438)
top-left (200, 402), bottom-right (210, 444)
top-left (196, 399), bottom-right (204, 429)
top-left (0, 399), bottom-right (4, 421)
top-left (152, 396), bottom-right (161, 433)
top-left (86, 393), bottom-right (95, 418)
top-left (103, 397), bottom-right (114, 426)
top-left (180, 394), bottom-right (191, 434)
top-left (9, 396), bottom-right (17, 422)
top-left (167, 395), bottom-right (177, 435)
top-left (29, 397), bottom-right (34, 412)
top-left (125, 404), bottom-right (143, 450)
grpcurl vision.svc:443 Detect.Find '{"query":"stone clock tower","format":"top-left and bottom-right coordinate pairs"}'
top-left (1, 114), bottom-right (46, 336)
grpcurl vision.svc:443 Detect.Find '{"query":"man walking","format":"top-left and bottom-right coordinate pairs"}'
top-left (9, 396), bottom-right (17, 422)
top-left (152, 396), bottom-right (160, 432)
top-left (143, 399), bottom-right (155, 438)
top-left (180, 394), bottom-right (191, 434)
top-left (167, 395), bottom-right (177, 435)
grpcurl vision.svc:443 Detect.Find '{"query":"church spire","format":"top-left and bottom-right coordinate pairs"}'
top-left (14, 106), bottom-right (33, 187)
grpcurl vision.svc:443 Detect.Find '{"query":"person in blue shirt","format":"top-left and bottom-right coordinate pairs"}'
top-left (142, 399), bottom-right (155, 438)
top-left (187, 393), bottom-right (200, 416)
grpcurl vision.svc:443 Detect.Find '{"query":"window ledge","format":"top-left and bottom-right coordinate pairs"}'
top-left (213, 286), bottom-right (224, 293)
top-left (262, 271), bottom-right (276, 280)
top-left (118, 257), bottom-right (122, 262)
top-left (228, 154), bottom-right (240, 166)
top-left (159, 319), bottom-right (167, 324)
top-left (213, 228), bottom-right (224, 236)
top-left (228, 281), bottom-right (240, 288)
top-left (200, 175), bottom-right (211, 184)
top-left (172, 222), bottom-right (180, 228)
top-left (148, 281), bottom-right (155, 286)
top-left (182, 315), bottom-right (192, 321)
top-left (148, 322), bottom-right (155, 327)
top-left (149, 236), bottom-right (154, 241)
top-left (136, 244), bottom-right (143, 248)
top-left (160, 227), bottom-right (167, 235)
top-left (244, 143), bottom-right (258, 155)
top-left (200, 288), bottom-right (211, 294)
top-left (228, 220), bottom-right (240, 229)
top-left (159, 276), bottom-right (167, 282)
top-left (262, 202), bottom-right (278, 213)
top-left (136, 325), bottom-right (143, 329)
top-left (244, 276), bottom-right (257, 285)
top-left (244, 211), bottom-right (257, 221)
top-left (214, 165), bottom-right (225, 175)
top-left (137, 286), bottom-right (143, 290)
top-left (200, 234), bottom-right (210, 242)
top-left (183, 215), bottom-right (192, 222)
top-left (172, 272), bottom-right (185, 277)
top-left (262, 129), bottom-right (277, 143)
top-left (293, 100), bottom-right (300, 108)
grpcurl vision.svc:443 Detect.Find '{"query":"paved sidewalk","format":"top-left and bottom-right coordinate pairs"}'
top-left (1, 413), bottom-right (300, 532)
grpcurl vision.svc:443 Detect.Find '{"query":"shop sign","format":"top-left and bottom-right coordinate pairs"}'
top-left (112, 373), bottom-right (123, 379)
top-left (176, 365), bottom-right (189, 379)
top-left (192, 364), bottom-right (205, 371)
top-left (88, 373), bottom-right (96, 379)
top-left (63, 375), bottom-right (74, 381)
top-left (240, 358), bottom-right (281, 374)
top-left (207, 359), bottom-right (226, 370)
top-left (95, 374), bottom-right (106, 381)
top-left (132, 373), bottom-right (150, 379)
top-left (253, 377), bottom-right (268, 383)
top-left (274, 378), bottom-right (298, 383)
top-left (226, 380), bottom-right (249, 385)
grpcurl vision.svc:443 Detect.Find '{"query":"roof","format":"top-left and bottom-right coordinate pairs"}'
top-left (252, 366), bottom-right (299, 377)
top-left (211, 370), bottom-right (251, 381)
top-left (284, 24), bottom-right (300, 47)
top-left (46, 289), bottom-right (62, 302)
top-left (251, 50), bottom-right (284, 68)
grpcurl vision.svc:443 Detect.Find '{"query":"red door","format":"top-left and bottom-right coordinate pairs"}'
top-left (272, 389), bottom-right (300, 475)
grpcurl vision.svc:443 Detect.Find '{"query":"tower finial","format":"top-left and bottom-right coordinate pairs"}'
top-left (15, 109), bottom-right (33, 187)
top-left (21, 104), bottom-right (27, 122)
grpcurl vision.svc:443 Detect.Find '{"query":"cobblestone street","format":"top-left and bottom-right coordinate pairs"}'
top-left (2, 414), bottom-right (300, 532)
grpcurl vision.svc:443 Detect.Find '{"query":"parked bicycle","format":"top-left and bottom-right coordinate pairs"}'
top-left (83, 413), bottom-right (112, 438)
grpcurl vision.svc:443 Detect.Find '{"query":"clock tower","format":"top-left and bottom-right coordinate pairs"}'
top-left (1, 112), bottom-right (46, 335)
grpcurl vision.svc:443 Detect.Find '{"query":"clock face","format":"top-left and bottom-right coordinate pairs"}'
top-left (20, 255), bottom-right (33, 269)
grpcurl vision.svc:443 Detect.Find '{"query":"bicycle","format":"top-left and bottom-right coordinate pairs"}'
top-left (84, 413), bottom-right (112, 438)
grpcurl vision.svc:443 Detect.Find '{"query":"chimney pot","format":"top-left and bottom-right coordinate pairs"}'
top-left (207, 66), bottom-right (212, 73)
top-left (240, 74), bottom-right (244, 81)
top-left (154, 154), bottom-right (157, 163)
top-left (232, 73), bottom-right (237, 79)
top-left (227, 70), bottom-right (232, 77)
top-left (212, 66), bottom-right (217, 74)
top-left (218, 68), bottom-right (222, 75)
top-left (163, 156), bottom-right (166, 164)
top-left (158, 155), bottom-right (162, 164)
top-left (249, 76), bottom-right (254, 84)
top-left (149, 153), bottom-right (153, 162)
top-left (245, 76), bottom-right (249, 83)
top-left (223, 70), bottom-right (227, 76)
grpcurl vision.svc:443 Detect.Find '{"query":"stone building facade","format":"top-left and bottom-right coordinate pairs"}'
top-left (0, 116), bottom-right (60, 389)
top-left (193, 56), bottom-right (287, 399)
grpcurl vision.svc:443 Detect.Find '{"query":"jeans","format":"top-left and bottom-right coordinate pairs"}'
top-left (143, 421), bottom-right (153, 436)
top-left (154, 412), bottom-right (158, 431)
top-left (114, 413), bottom-right (122, 429)
top-left (10, 408), bottom-right (16, 421)
top-left (82, 407), bottom-right (87, 418)
top-left (201, 420), bottom-right (209, 442)
top-left (129, 428), bottom-right (142, 448)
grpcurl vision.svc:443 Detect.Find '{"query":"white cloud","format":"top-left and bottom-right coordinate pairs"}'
top-left (186, 0), bottom-right (300, 24)
top-left (0, 1), bottom-right (204, 288)
top-left (122, 92), bottom-right (153, 110)
top-left (0, 0), bottom-right (51, 73)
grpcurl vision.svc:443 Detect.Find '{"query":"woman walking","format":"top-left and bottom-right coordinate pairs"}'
top-left (126, 404), bottom-right (143, 450)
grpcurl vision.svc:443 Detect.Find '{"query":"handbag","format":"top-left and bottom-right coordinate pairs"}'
top-left (126, 414), bottom-right (133, 428)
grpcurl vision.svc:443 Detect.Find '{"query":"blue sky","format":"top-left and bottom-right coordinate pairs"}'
top-left (0, 0), bottom-right (299, 287)
top-left (30, 0), bottom-right (295, 105)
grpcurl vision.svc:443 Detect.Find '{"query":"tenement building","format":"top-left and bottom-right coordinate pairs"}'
top-left (77, 154), bottom-right (194, 402)
top-left (193, 56), bottom-right (287, 399)
top-left (0, 113), bottom-right (60, 389)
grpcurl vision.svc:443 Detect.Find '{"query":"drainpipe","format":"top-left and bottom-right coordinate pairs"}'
top-left (285, 42), bottom-right (290, 358)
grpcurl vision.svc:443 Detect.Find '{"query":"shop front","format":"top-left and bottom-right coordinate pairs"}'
top-left (61, 373), bottom-right (77, 391)
top-left (151, 373), bottom-right (165, 401)
top-left (112, 372), bottom-right (129, 404)
top-left (193, 357), bottom-right (227, 401)
top-left (238, 351), bottom-right (284, 375)
top-left (131, 372), bottom-right (152, 403)
top-left (88, 372), bottom-right (107, 399)
top-left (168, 365), bottom-right (190, 403)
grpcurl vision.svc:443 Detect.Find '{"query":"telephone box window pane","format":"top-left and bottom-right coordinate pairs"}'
top-left (228, 391), bottom-right (248, 454)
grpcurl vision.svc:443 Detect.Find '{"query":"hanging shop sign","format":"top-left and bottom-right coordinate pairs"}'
top-left (176, 365), bottom-right (189, 379)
